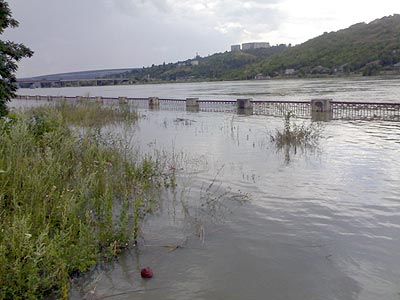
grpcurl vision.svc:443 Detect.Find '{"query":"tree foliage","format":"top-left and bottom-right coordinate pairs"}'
top-left (117, 45), bottom-right (288, 82)
top-left (0, 0), bottom-right (33, 116)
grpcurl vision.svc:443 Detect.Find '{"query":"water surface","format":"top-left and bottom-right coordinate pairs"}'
top-left (18, 76), bottom-right (400, 102)
top-left (69, 109), bottom-right (400, 300)
top-left (12, 78), bottom-right (400, 299)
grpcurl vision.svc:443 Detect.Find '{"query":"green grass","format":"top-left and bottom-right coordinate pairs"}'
top-left (270, 112), bottom-right (322, 162)
top-left (55, 99), bottom-right (137, 127)
top-left (0, 104), bottom-right (173, 299)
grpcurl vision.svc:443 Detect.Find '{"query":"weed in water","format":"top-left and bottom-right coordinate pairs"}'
top-left (270, 112), bottom-right (323, 162)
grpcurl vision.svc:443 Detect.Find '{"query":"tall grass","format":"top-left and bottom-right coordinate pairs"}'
top-left (55, 99), bottom-right (136, 127)
top-left (270, 112), bottom-right (322, 162)
top-left (0, 104), bottom-right (172, 299)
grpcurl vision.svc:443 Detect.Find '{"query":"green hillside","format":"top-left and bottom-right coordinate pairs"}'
top-left (250, 14), bottom-right (400, 77)
top-left (121, 45), bottom-right (288, 82)
top-left (121, 14), bottom-right (400, 82)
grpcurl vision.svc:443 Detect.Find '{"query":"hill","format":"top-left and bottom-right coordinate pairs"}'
top-left (118, 45), bottom-right (288, 82)
top-left (250, 14), bottom-right (400, 77)
top-left (122, 14), bottom-right (400, 81)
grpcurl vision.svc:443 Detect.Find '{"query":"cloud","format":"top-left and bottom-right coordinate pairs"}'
top-left (107, 0), bottom-right (170, 16)
top-left (4, 0), bottom-right (286, 77)
top-left (3, 0), bottom-right (398, 77)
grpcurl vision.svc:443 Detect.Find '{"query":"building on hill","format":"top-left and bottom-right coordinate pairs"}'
top-left (285, 69), bottom-right (296, 76)
top-left (242, 42), bottom-right (270, 50)
top-left (311, 65), bottom-right (331, 75)
top-left (254, 73), bottom-right (270, 80)
top-left (231, 44), bottom-right (241, 52)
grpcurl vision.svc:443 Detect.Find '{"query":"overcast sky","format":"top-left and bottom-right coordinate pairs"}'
top-left (3, 0), bottom-right (399, 77)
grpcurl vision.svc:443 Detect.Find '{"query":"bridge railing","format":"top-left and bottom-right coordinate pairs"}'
top-left (13, 95), bottom-right (400, 121)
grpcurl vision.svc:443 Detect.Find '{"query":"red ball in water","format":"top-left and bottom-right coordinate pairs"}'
top-left (141, 267), bottom-right (154, 279)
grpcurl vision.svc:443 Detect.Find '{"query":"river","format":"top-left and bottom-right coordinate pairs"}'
top-left (16, 76), bottom-right (400, 102)
top-left (14, 78), bottom-right (400, 300)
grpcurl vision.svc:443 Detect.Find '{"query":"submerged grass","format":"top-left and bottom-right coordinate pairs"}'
top-left (0, 103), bottom-right (173, 299)
top-left (270, 112), bottom-right (323, 162)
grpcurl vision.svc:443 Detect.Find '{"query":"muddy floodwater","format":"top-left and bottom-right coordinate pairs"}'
top-left (17, 76), bottom-right (400, 102)
top-left (14, 78), bottom-right (400, 300)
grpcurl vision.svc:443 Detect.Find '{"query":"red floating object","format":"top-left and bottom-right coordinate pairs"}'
top-left (141, 267), bottom-right (154, 279)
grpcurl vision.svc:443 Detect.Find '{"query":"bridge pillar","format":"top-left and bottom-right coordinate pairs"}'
top-left (237, 98), bottom-right (253, 115)
top-left (96, 96), bottom-right (103, 104)
top-left (311, 99), bottom-right (332, 121)
top-left (148, 97), bottom-right (160, 109)
top-left (186, 98), bottom-right (199, 112)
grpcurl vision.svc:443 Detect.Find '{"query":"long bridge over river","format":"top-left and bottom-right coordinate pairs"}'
top-left (14, 95), bottom-right (400, 122)
top-left (17, 78), bottom-right (135, 89)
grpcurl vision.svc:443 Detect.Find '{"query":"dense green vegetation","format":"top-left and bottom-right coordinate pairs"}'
top-left (256, 14), bottom-right (400, 77)
top-left (119, 14), bottom-right (400, 82)
top-left (120, 45), bottom-right (288, 81)
top-left (0, 103), bottom-right (174, 299)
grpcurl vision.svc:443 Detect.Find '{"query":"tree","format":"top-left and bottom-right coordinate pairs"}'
top-left (0, 0), bottom-right (33, 116)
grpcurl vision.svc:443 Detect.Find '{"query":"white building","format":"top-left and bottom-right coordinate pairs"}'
top-left (242, 42), bottom-right (270, 50)
top-left (285, 69), bottom-right (296, 76)
top-left (231, 44), bottom-right (241, 52)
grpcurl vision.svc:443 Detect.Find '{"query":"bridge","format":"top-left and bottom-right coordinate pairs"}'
top-left (17, 78), bottom-right (135, 89)
top-left (14, 95), bottom-right (400, 121)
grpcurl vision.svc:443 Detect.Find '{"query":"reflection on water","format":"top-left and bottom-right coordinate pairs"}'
top-left (68, 108), bottom-right (400, 300)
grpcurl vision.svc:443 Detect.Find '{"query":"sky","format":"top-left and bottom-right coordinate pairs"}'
top-left (3, 0), bottom-right (399, 78)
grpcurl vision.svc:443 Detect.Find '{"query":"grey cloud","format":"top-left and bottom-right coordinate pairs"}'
top-left (4, 0), bottom-right (287, 77)
top-left (109, 0), bottom-right (170, 16)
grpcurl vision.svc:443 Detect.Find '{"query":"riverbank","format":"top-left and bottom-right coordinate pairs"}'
top-left (0, 102), bottom-right (175, 299)
top-left (18, 73), bottom-right (400, 90)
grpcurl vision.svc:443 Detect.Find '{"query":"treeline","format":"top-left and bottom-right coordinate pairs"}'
top-left (117, 14), bottom-right (400, 82)
top-left (119, 45), bottom-right (288, 82)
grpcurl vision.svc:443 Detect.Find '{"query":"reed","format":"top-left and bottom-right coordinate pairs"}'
top-left (0, 104), bottom-right (171, 299)
top-left (270, 112), bottom-right (322, 149)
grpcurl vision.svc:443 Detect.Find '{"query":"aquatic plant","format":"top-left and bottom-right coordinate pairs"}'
top-left (270, 112), bottom-right (322, 162)
top-left (0, 104), bottom-right (172, 299)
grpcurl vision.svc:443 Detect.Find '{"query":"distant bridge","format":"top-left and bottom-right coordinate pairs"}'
top-left (17, 78), bottom-right (135, 89)
top-left (14, 95), bottom-right (400, 121)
